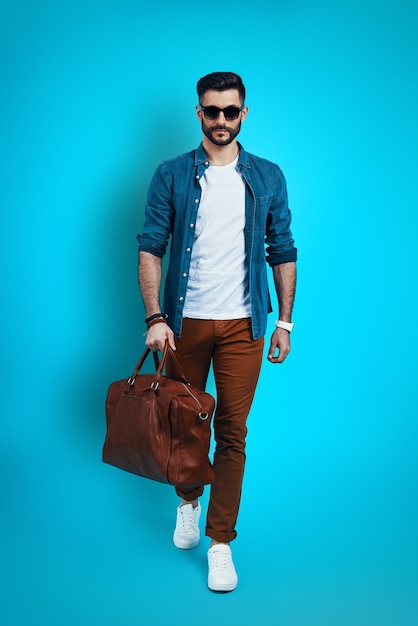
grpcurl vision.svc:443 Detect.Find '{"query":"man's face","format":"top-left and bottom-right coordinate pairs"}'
top-left (196, 89), bottom-right (248, 146)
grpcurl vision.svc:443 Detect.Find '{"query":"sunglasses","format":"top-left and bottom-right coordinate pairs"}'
top-left (199, 105), bottom-right (244, 121)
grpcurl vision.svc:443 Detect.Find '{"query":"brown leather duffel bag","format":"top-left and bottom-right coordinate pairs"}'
top-left (103, 341), bottom-right (215, 489)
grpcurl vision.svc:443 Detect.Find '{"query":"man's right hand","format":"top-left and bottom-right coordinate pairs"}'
top-left (145, 322), bottom-right (176, 353)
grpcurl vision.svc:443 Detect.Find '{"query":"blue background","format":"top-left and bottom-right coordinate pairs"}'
top-left (1, 1), bottom-right (418, 624)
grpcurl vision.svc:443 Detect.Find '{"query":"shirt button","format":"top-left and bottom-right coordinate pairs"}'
top-left (195, 175), bottom-right (199, 179)
top-left (204, 161), bottom-right (209, 165)
top-left (182, 272), bottom-right (187, 277)
top-left (186, 247), bottom-right (191, 252)
top-left (194, 198), bottom-right (199, 203)
top-left (189, 223), bottom-right (194, 228)
top-left (179, 296), bottom-right (184, 302)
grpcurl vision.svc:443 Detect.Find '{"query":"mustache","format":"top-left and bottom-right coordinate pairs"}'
top-left (211, 126), bottom-right (231, 132)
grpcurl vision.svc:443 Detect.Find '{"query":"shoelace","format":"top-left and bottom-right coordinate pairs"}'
top-left (180, 507), bottom-right (197, 532)
top-left (209, 549), bottom-right (230, 571)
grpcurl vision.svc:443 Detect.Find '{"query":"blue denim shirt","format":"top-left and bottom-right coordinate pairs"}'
top-left (137, 142), bottom-right (297, 340)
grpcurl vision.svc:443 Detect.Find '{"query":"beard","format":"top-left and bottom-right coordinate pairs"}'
top-left (202, 119), bottom-right (241, 146)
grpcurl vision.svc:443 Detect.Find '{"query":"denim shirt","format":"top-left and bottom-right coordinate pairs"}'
top-left (137, 142), bottom-right (297, 340)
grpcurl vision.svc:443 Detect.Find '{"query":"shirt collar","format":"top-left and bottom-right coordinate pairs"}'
top-left (194, 142), bottom-right (250, 168)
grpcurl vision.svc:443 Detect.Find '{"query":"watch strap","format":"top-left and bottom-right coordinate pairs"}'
top-left (274, 319), bottom-right (294, 333)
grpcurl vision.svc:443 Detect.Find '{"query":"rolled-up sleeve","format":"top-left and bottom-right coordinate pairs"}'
top-left (137, 162), bottom-right (174, 258)
top-left (265, 167), bottom-right (297, 266)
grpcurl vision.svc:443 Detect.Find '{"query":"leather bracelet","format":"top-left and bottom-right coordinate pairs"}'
top-left (147, 317), bottom-right (168, 329)
top-left (145, 312), bottom-right (168, 325)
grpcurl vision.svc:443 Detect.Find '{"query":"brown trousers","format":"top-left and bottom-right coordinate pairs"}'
top-left (165, 318), bottom-right (264, 543)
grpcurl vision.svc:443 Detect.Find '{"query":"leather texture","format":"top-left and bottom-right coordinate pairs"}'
top-left (103, 342), bottom-right (215, 488)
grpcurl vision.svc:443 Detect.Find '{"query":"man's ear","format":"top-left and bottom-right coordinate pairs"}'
top-left (196, 105), bottom-right (203, 120)
top-left (241, 106), bottom-right (249, 122)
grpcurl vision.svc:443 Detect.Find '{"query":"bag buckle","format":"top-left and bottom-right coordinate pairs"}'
top-left (127, 377), bottom-right (136, 386)
top-left (150, 381), bottom-right (159, 391)
top-left (198, 412), bottom-right (209, 421)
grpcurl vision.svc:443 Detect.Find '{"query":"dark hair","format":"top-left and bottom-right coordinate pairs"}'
top-left (196, 72), bottom-right (246, 105)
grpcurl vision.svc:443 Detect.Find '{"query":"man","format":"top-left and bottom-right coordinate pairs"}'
top-left (137, 71), bottom-right (297, 592)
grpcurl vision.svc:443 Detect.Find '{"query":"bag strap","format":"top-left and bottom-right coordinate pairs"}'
top-left (131, 340), bottom-right (189, 385)
top-left (131, 347), bottom-right (159, 376)
top-left (163, 343), bottom-right (190, 384)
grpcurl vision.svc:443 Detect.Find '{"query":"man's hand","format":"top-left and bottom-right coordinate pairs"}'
top-left (267, 327), bottom-right (291, 364)
top-left (145, 322), bottom-right (176, 353)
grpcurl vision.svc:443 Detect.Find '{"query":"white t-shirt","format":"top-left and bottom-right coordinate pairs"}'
top-left (182, 155), bottom-right (252, 319)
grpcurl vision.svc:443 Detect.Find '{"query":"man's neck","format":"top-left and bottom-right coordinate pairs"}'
top-left (202, 138), bottom-right (239, 166)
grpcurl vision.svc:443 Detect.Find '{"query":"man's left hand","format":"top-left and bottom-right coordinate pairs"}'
top-left (267, 328), bottom-right (291, 363)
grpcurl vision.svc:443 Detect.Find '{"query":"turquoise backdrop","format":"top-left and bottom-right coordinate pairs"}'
top-left (1, 1), bottom-right (417, 625)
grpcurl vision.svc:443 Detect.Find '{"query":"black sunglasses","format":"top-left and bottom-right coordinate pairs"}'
top-left (199, 105), bottom-right (244, 121)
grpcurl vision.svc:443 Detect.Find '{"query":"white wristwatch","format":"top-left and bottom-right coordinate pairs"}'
top-left (275, 319), bottom-right (294, 333)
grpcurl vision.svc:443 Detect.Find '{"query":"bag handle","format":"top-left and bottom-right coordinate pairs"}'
top-left (129, 340), bottom-right (189, 387)
top-left (130, 346), bottom-right (159, 376)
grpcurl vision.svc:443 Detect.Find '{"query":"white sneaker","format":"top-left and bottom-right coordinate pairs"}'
top-left (173, 503), bottom-right (201, 549)
top-left (207, 544), bottom-right (238, 592)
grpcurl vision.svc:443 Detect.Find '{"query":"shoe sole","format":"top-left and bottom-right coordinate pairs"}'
top-left (208, 579), bottom-right (238, 592)
top-left (173, 534), bottom-right (200, 549)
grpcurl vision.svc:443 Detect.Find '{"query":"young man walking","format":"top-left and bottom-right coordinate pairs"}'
top-left (137, 71), bottom-right (297, 592)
